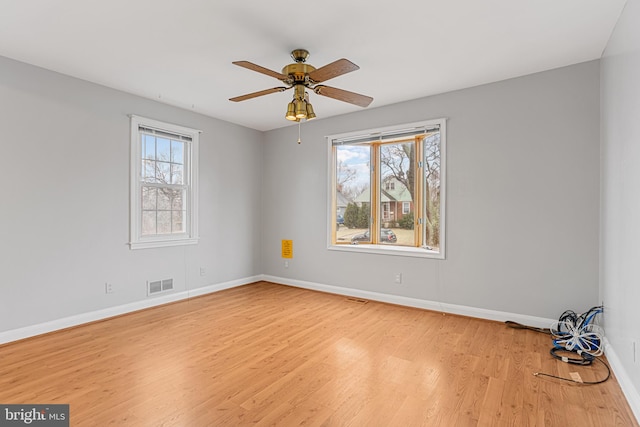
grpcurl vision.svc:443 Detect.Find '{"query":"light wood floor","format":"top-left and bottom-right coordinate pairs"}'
top-left (0, 281), bottom-right (637, 426)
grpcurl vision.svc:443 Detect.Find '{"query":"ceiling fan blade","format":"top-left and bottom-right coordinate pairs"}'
top-left (313, 85), bottom-right (373, 107)
top-left (229, 86), bottom-right (290, 102)
top-left (232, 61), bottom-right (288, 81)
top-left (308, 59), bottom-right (359, 83)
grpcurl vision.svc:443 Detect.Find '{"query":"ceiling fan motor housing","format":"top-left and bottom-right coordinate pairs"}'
top-left (282, 63), bottom-right (316, 83)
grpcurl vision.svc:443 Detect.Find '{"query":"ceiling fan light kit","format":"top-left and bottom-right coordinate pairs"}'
top-left (230, 49), bottom-right (373, 122)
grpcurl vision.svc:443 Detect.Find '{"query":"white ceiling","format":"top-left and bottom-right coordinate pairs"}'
top-left (0, 0), bottom-right (627, 131)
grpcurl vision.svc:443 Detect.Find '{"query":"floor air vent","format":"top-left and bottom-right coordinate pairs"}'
top-left (346, 297), bottom-right (369, 304)
top-left (147, 278), bottom-right (174, 296)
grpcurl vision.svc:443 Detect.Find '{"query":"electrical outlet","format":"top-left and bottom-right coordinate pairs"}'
top-left (394, 273), bottom-right (402, 284)
top-left (105, 282), bottom-right (114, 294)
top-left (199, 267), bottom-right (206, 277)
top-left (284, 260), bottom-right (289, 268)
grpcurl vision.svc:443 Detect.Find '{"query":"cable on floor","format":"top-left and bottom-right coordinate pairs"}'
top-left (534, 348), bottom-right (611, 385)
top-left (505, 306), bottom-right (609, 385)
top-left (504, 320), bottom-right (551, 335)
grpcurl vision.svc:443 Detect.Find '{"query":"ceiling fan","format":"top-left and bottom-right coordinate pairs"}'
top-left (229, 49), bottom-right (373, 122)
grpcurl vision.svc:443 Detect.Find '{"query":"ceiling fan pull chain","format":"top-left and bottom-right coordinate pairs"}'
top-left (297, 120), bottom-right (302, 144)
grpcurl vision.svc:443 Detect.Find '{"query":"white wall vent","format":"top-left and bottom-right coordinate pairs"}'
top-left (147, 278), bottom-right (174, 296)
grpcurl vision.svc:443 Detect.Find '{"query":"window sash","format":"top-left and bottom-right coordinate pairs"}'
top-left (140, 185), bottom-right (189, 236)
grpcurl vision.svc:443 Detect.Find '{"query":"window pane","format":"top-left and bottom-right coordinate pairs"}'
top-left (142, 211), bottom-right (156, 235)
top-left (171, 189), bottom-right (185, 210)
top-left (156, 161), bottom-right (171, 184)
top-left (171, 140), bottom-right (184, 164)
top-left (424, 132), bottom-right (441, 250)
top-left (171, 164), bottom-right (184, 185)
top-left (157, 189), bottom-right (171, 210)
top-left (156, 138), bottom-right (170, 161)
top-left (335, 145), bottom-right (371, 244)
top-left (143, 135), bottom-right (156, 160)
top-left (172, 210), bottom-right (185, 233)
top-left (142, 187), bottom-right (157, 210)
top-left (157, 211), bottom-right (171, 234)
top-left (379, 141), bottom-right (415, 246)
top-left (143, 160), bottom-right (156, 183)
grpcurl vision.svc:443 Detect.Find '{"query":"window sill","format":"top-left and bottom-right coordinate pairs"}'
top-left (129, 237), bottom-right (199, 250)
top-left (328, 243), bottom-right (444, 259)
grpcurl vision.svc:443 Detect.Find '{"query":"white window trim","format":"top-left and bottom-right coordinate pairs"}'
top-left (328, 243), bottom-right (442, 258)
top-left (129, 115), bottom-right (200, 250)
top-left (326, 118), bottom-right (446, 259)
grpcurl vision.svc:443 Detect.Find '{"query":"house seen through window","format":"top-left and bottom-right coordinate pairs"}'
top-left (329, 119), bottom-right (446, 258)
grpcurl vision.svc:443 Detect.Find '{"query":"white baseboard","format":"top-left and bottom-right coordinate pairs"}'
top-left (0, 275), bottom-right (261, 346)
top-left (604, 338), bottom-right (640, 423)
top-left (262, 275), bottom-right (557, 328)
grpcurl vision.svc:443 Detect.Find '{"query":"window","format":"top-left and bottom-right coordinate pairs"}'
top-left (382, 203), bottom-right (391, 221)
top-left (129, 115), bottom-right (200, 249)
top-left (329, 119), bottom-right (446, 258)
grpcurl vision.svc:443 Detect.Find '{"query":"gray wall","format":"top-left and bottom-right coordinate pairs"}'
top-left (263, 60), bottom-right (601, 320)
top-left (601, 0), bottom-right (640, 412)
top-left (0, 56), bottom-right (264, 333)
top-left (0, 55), bottom-right (602, 331)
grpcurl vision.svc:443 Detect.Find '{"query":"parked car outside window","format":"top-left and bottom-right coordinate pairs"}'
top-left (351, 228), bottom-right (397, 244)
